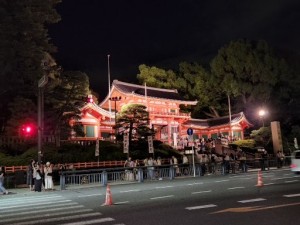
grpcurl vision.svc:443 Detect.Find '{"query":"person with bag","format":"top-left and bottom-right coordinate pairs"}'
top-left (44, 162), bottom-right (54, 190)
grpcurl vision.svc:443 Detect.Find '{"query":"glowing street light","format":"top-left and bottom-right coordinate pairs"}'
top-left (258, 109), bottom-right (267, 127)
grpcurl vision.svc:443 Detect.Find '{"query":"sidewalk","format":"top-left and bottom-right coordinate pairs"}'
top-left (3, 166), bottom-right (290, 196)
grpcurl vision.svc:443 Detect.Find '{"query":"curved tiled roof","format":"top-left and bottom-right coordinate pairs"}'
top-left (82, 102), bottom-right (114, 118)
top-left (113, 80), bottom-right (196, 103)
top-left (183, 112), bottom-right (252, 128)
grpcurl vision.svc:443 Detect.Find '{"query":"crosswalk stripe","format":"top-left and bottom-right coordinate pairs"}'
top-left (1, 205), bottom-right (84, 218)
top-left (0, 199), bottom-right (72, 210)
top-left (1, 194), bottom-right (119, 225)
top-left (0, 209), bottom-right (94, 223)
top-left (0, 195), bottom-right (63, 204)
top-left (9, 212), bottom-right (102, 225)
top-left (60, 217), bottom-right (115, 225)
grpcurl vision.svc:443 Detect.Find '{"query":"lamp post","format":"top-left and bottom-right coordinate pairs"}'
top-left (258, 109), bottom-right (267, 127)
top-left (109, 96), bottom-right (121, 142)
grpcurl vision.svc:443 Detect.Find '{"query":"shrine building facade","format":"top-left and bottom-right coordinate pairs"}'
top-left (71, 80), bottom-right (251, 147)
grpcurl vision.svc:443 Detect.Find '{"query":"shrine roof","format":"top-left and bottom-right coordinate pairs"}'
top-left (112, 80), bottom-right (197, 103)
top-left (183, 112), bottom-right (252, 128)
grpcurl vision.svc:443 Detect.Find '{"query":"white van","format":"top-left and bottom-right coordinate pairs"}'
top-left (290, 150), bottom-right (300, 173)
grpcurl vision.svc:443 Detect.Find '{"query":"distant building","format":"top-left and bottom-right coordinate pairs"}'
top-left (70, 80), bottom-right (251, 147)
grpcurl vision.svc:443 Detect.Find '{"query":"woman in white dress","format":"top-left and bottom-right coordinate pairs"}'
top-left (43, 162), bottom-right (53, 190)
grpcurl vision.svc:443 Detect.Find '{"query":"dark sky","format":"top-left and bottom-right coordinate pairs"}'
top-left (49, 0), bottom-right (300, 100)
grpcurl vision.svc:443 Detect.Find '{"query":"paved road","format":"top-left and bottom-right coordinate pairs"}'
top-left (1, 168), bottom-right (300, 225)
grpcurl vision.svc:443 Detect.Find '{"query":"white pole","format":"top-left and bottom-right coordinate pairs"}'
top-left (192, 145), bottom-right (195, 177)
top-left (228, 94), bottom-right (233, 140)
top-left (108, 55), bottom-right (112, 138)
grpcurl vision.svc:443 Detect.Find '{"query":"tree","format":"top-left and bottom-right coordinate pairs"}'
top-left (0, 0), bottom-right (61, 135)
top-left (44, 70), bottom-right (91, 146)
top-left (137, 64), bottom-right (177, 89)
top-left (6, 96), bottom-right (37, 136)
top-left (210, 39), bottom-right (290, 116)
top-left (116, 104), bottom-right (154, 151)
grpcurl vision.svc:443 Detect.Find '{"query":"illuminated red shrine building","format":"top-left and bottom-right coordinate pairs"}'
top-left (71, 80), bottom-right (251, 147)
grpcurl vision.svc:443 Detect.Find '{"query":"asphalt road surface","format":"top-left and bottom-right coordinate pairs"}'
top-left (1, 168), bottom-right (300, 225)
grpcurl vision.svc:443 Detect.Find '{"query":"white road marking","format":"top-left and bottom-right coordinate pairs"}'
top-left (285, 180), bottom-right (298, 183)
top-left (0, 204), bottom-right (84, 217)
top-left (263, 183), bottom-right (275, 186)
top-left (186, 204), bottom-right (217, 210)
top-left (60, 217), bottom-right (115, 225)
top-left (155, 186), bottom-right (173, 189)
top-left (215, 180), bottom-right (229, 183)
top-left (120, 189), bottom-right (140, 193)
top-left (228, 186), bottom-right (245, 190)
top-left (150, 195), bottom-right (174, 200)
top-left (192, 190), bottom-right (212, 194)
top-left (0, 209), bottom-right (93, 223)
top-left (271, 177), bottom-right (294, 180)
top-left (79, 193), bottom-right (103, 197)
top-left (238, 198), bottom-right (266, 203)
top-left (284, 193), bottom-right (300, 198)
top-left (114, 201), bottom-right (130, 204)
top-left (187, 182), bottom-right (204, 186)
top-left (0, 200), bottom-right (72, 210)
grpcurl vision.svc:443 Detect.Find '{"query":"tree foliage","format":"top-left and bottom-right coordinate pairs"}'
top-left (116, 104), bottom-right (154, 149)
top-left (0, 0), bottom-right (61, 135)
top-left (210, 39), bottom-right (291, 114)
top-left (45, 70), bottom-right (91, 145)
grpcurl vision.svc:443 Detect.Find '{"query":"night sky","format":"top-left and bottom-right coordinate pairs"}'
top-left (49, 0), bottom-right (300, 100)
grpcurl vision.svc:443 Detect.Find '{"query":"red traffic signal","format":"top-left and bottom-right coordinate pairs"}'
top-left (20, 124), bottom-right (35, 137)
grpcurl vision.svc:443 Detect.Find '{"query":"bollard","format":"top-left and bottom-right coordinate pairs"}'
top-left (169, 165), bottom-right (174, 180)
top-left (101, 170), bottom-right (107, 186)
top-left (60, 173), bottom-right (66, 190)
top-left (138, 168), bottom-right (144, 183)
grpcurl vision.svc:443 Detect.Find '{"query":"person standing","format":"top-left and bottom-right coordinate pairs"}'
top-left (27, 159), bottom-right (35, 191)
top-left (44, 162), bottom-right (53, 190)
top-left (0, 166), bottom-right (8, 195)
top-left (34, 163), bottom-right (43, 192)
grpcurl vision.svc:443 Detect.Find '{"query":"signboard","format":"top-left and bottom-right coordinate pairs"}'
top-left (95, 139), bottom-right (99, 157)
top-left (123, 134), bottom-right (129, 153)
top-left (148, 136), bottom-right (154, 153)
top-left (38, 75), bottom-right (48, 88)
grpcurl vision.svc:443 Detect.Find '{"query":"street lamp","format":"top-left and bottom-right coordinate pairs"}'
top-left (109, 96), bottom-right (121, 142)
top-left (258, 109), bottom-right (267, 127)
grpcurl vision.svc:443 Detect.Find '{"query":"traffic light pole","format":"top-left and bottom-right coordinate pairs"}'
top-left (38, 75), bottom-right (48, 164)
top-left (37, 87), bottom-right (43, 164)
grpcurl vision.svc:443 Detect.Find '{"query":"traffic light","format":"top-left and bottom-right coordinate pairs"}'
top-left (20, 124), bottom-right (35, 137)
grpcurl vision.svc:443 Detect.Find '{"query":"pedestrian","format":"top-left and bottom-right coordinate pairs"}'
top-left (27, 159), bottom-right (35, 191)
top-left (277, 151), bottom-right (285, 168)
top-left (34, 163), bottom-right (43, 192)
top-left (44, 162), bottom-right (53, 190)
top-left (147, 157), bottom-right (155, 179)
top-left (171, 156), bottom-right (179, 176)
top-left (0, 166), bottom-right (8, 195)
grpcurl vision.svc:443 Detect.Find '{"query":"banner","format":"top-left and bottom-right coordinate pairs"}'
top-left (95, 139), bottom-right (99, 157)
top-left (148, 136), bottom-right (154, 153)
top-left (123, 134), bottom-right (129, 153)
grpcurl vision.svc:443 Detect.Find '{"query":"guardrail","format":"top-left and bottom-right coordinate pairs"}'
top-left (59, 164), bottom-right (200, 190)
top-left (4, 157), bottom-right (291, 189)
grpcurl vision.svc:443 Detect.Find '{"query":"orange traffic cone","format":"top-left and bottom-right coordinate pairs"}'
top-left (104, 184), bottom-right (113, 206)
top-left (256, 170), bottom-right (263, 187)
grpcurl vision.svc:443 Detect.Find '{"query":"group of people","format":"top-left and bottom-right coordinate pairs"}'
top-left (27, 159), bottom-right (54, 192)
